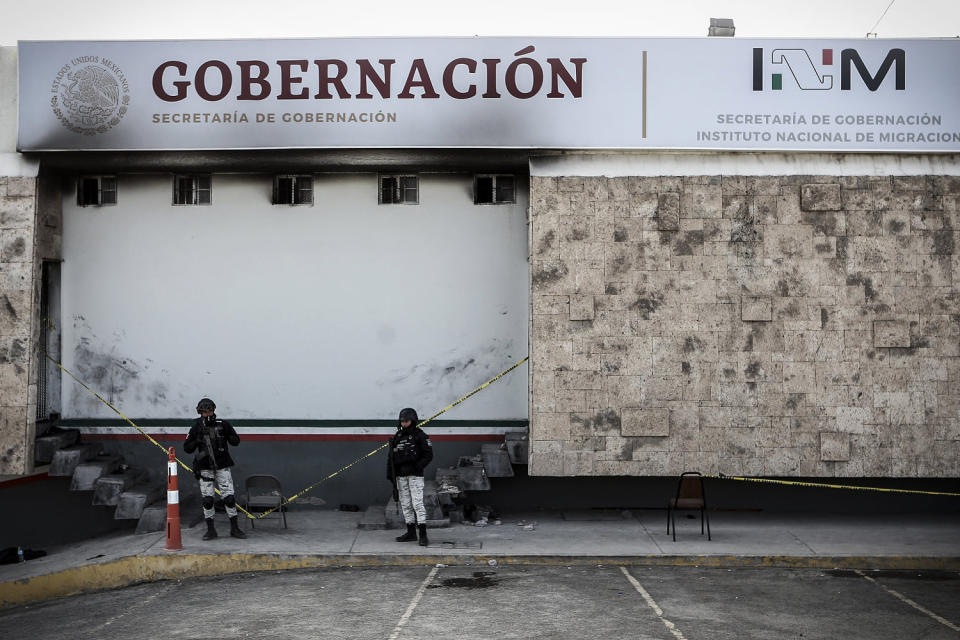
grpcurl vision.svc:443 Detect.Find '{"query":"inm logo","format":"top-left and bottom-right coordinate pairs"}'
top-left (752, 47), bottom-right (905, 91)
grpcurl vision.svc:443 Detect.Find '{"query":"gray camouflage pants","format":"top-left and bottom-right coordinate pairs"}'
top-left (199, 468), bottom-right (237, 519)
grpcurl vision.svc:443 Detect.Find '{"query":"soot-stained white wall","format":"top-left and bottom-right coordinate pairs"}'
top-left (61, 173), bottom-right (529, 420)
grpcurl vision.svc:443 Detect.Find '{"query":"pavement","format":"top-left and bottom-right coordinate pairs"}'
top-left (1, 507), bottom-right (959, 608)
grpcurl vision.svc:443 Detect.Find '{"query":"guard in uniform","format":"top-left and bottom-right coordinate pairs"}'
top-left (386, 407), bottom-right (434, 546)
top-left (184, 398), bottom-right (246, 540)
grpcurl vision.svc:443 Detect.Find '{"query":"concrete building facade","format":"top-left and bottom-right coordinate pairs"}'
top-left (1, 37), bottom-right (958, 490)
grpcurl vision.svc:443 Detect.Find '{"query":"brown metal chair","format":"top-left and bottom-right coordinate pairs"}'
top-left (244, 474), bottom-right (287, 529)
top-left (667, 471), bottom-right (710, 541)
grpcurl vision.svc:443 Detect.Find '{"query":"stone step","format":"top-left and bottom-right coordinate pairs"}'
top-left (480, 443), bottom-right (515, 477)
top-left (134, 497), bottom-right (201, 534)
top-left (49, 443), bottom-right (100, 476)
top-left (384, 497), bottom-right (450, 529)
top-left (504, 432), bottom-right (529, 464)
top-left (92, 469), bottom-right (143, 506)
top-left (70, 455), bottom-right (124, 491)
top-left (34, 429), bottom-right (80, 465)
top-left (358, 505), bottom-right (387, 530)
top-left (114, 483), bottom-right (164, 520)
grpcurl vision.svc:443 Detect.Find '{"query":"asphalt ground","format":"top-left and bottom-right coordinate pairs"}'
top-left (1, 565), bottom-right (958, 640)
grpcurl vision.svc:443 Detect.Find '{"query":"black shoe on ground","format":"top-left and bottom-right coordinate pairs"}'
top-left (202, 518), bottom-right (218, 540)
top-left (229, 516), bottom-right (247, 539)
top-left (396, 523), bottom-right (417, 542)
top-left (418, 524), bottom-right (429, 547)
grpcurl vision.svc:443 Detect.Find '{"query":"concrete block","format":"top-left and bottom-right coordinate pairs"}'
top-left (569, 294), bottom-right (595, 321)
top-left (134, 497), bottom-right (200, 534)
top-left (801, 184), bottom-right (842, 211)
top-left (358, 505), bottom-right (387, 530)
top-left (49, 443), bottom-right (99, 476)
top-left (435, 466), bottom-right (462, 493)
top-left (480, 443), bottom-right (515, 477)
top-left (383, 497), bottom-right (449, 529)
top-left (70, 454), bottom-right (123, 491)
top-left (873, 320), bottom-right (911, 348)
top-left (681, 184), bottom-right (722, 219)
top-left (741, 296), bottom-right (772, 322)
top-left (456, 457), bottom-right (491, 491)
top-left (621, 408), bottom-right (669, 437)
top-left (0, 195), bottom-right (35, 228)
top-left (384, 498), bottom-right (405, 529)
top-left (657, 193), bottom-right (680, 230)
top-left (505, 432), bottom-right (529, 464)
top-left (115, 483), bottom-right (163, 520)
top-left (34, 428), bottom-right (79, 464)
top-left (820, 432), bottom-right (850, 461)
top-left (92, 469), bottom-right (141, 506)
top-left (5, 177), bottom-right (36, 198)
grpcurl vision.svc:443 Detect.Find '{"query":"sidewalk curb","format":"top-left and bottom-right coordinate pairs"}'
top-left (3, 553), bottom-right (959, 608)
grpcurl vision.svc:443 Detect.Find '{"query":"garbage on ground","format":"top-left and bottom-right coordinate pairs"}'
top-left (0, 547), bottom-right (47, 564)
top-left (464, 503), bottom-right (499, 526)
top-left (436, 481), bottom-right (461, 495)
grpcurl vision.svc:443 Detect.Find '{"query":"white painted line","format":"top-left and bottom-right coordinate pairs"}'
top-left (620, 566), bottom-right (688, 640)
top-left (87, 581), bottom-right (178, 633)
top-left (387, 565), bottom-right (439, 640)
top-left (854, 569), bottom-right (960, 632)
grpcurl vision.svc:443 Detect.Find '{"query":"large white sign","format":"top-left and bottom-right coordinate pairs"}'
top-left (17, 37), bottom-right (960, 152)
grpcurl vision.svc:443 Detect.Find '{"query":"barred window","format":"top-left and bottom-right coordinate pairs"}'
top-left (379, 175), bottom-right (418, 204)
top-left (76, 176), bottom-right (117, 207)
top-left (173, 175), bottom-right (212, 205)
top-left (273, 175), bottom-right (313, 205)
top-left (474, 175), bottom-right (515, 204)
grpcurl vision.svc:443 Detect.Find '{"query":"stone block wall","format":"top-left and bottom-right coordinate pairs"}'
top-left (529, 174), bottom-right (960, 477)
top-left (0, 176), bottom-right (39, 474)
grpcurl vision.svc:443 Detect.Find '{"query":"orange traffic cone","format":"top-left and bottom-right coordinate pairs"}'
top-left (165, 447), bottom-right (183, 551)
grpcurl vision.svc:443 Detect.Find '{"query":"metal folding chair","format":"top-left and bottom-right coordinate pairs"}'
top-left (244, 474), bottom-right (287, 529)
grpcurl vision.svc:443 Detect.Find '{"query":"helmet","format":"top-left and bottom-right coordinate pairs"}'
top-left (196, 398), bottom-right (216, 414)
top-left (398, 407), bottom-right (419, 426)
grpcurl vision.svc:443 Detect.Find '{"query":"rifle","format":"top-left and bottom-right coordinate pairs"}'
top-left (388, 434), bottom-right (399, 515)
top-left (201, 419), bottom-right (219, 477)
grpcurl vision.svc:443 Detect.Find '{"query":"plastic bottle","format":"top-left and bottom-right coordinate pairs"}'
top-left (17, 547), bottom-right (24, 563)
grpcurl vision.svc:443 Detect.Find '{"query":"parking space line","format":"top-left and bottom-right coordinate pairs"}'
top-left (387, 565), bottom-right (439, 640)
top-left (853, 569), bottom-right (960, 632)
top-left (84, 580), bottom-right (179, 635)
top-left (620, 566), bottom-right (688, 640)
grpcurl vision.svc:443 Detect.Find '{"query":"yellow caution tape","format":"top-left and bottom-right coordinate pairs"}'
top-left (45, 352), bottom-right (256, 517)
top-left (711, 474), bottom-right (960, 497)
top-left (254, 356), bottom-right (529, 518)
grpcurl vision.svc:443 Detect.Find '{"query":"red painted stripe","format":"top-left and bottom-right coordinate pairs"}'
top-left (81, 433), bottom-right (506, 443)
top-left (822, 49), bottom-right (833, 65)
top-left (0, 472), bottom-right (53, 488)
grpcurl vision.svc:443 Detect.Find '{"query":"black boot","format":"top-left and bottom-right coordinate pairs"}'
top-left (229, 516), bottom-right (246, 539)
top-left (396, 523), bottom-right (417, 542)
top-left (202, 518), bottom-right (218, 540)
top-left (418, 524), bottom-right (429, 547)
